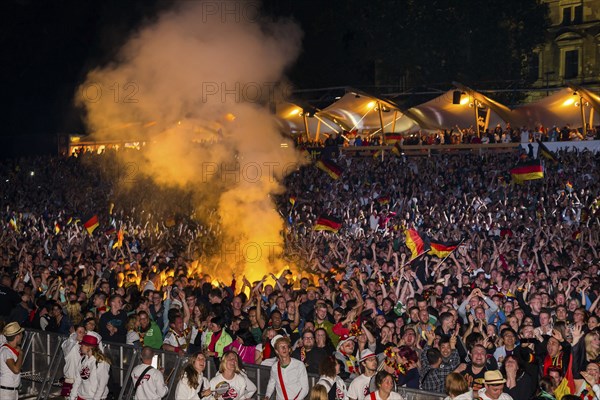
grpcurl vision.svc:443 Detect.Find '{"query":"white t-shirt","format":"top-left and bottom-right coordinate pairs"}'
top-left (478, 388), bottom-right (513, 400)
top-left (63, 343), bottom-right (82, 381)
top-left (175, 374), bottom-right (210, 400)
top-left (368, 391), bottom-right (405, 400)
top-left (348, 374), bottom-right (373, 400)
top-left (131, 364), bottom-right (168, 400)
top-left (209, 372), bottom-right (257, 400)
top-left (0, 345), bottom-right (20, 387)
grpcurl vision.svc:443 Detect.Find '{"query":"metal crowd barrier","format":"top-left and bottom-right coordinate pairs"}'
top-left (19, 329), bottom-right (444, 400)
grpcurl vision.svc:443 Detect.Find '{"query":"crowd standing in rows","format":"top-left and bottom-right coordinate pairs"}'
top-left (0, 137), bottom-right (599, 400)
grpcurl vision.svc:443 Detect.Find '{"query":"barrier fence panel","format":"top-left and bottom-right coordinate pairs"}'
top-left (19, 330), bottom-right (66, 399)
top-left (21, 330), bottom-right (445, 400)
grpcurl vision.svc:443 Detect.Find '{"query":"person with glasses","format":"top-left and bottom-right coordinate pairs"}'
top-left (291, 330), bottom-right (326, 374)
top-left (137, 311), bottom-right (163, 349)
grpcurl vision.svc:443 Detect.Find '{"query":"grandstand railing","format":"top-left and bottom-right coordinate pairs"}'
top-left (19, 329), bottom-right (445, 400)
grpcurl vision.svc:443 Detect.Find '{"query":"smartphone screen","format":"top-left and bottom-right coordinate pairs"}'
top-left (151, 355), bottom-right (158, 369)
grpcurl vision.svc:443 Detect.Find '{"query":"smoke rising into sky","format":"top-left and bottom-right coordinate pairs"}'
top-left (76, 0), bottom-right (304, 281)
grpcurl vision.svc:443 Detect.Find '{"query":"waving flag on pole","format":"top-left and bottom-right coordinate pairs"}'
top-left (404, 228), bottom-right (429, 259)
top-left (510, 160), bottom-right (544, 183)
top-left (428, 239), bottom-right (460, 258)
top-left (314, 215), bottom-right (342, 233)
top-left (112, 228), bottom-right (124, 249)
top-left (316, 159), bottom-right (343, 180)
top-left (83, 215), bottom-right (99, 235)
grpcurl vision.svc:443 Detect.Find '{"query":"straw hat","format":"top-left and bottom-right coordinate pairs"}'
top-left (484, 370), bottom-right (506, 385)
top-left (3, 322), bottom-right (24, 337)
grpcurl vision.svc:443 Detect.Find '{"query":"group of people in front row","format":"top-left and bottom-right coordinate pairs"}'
top-left (4, 318), bottom-right (581, 400)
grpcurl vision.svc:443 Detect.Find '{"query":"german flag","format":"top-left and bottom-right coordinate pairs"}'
top-left (289, 196), bottom-right (296, 206)
top-left (537, 140), bottom-right (558, 163)
top-left (566, 181), bottom-right (573, 192)
top-left (510, 160), bottom-right (544, 183)
top-left (373, 149), bottom-right (383, 159)
top-left (391, 142), bottom-right (402, 157)
top-left (377, 196), bottom-right (390, 205)
top-left (84, 215), bottom-right (99, 235)
top-left (112, 228), bottom-right (124, 249)
top-left (314, 215), bottom-right (342, 233)
top-left (54, 222), bottom-right (61, 234)
top-left (428, 240), bottom-right (460, 259)
top-left (165, 217), bottom-right (176, 227)
top-left (316, 159), bottom-right (343, 180)
top-left (554, 354), bottom-right (576, 399)
top-left (405, 228), bottom-right (429, 259)
top-left (385, 134), bottom-right (403, 144)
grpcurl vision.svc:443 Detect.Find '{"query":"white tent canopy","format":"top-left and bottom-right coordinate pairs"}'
top-left (404, 89), bottom-right (508, 131)
top-left (512, 88), bottom-right (599, 129)
top-left (317, 92), bottom-right (419, 134)
top-left (275, 102), bottom-right (340, 137)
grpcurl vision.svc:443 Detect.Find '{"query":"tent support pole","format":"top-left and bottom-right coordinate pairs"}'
top-left (473, 97), bottom-right (480, 137)
top-left (315, 119), bottom-right (321, 142)
top-left (580, 99), bottom-right (587, 137)
top-left (589, 107), bottom-right (594, 128)
top-left (303, 114), bottom-right (310, 142)
top-left (391, 110), bottom-right (398, 133)
top-left (377, 101), bottom-right (385, 145)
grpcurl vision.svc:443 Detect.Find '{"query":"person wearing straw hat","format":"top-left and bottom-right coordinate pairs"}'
top-left (0, 322), bottom-right (25, 400)
top-left (70, 334), bottom-right (112, 400)
top-left (477, 370), bottom-right (513, 400)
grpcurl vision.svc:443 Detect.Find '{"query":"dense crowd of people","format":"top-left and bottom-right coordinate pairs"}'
top-left (296, 124), bottom-right (600, 148)
top-left (0, 140), bottom-right (599, 400)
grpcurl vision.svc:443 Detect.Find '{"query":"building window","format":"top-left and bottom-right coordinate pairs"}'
top-left (573, 5), bottom-right (583, 24)
top-left (562, 7), bottom-right (572, 25)
top-left (560, 2), bottom-right (584, 25)
top-left (529, 53), bottom-right (540, 81)
top-left (564, 49), bottom-right (579, 79)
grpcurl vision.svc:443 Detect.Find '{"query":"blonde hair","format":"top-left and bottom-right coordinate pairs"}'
top-left (126, 315), bottom-right (139, 331)
top-left (309, 385), bottom-right (328, 400)
top-left (585, 331), bottom-right (599, 361)
top-left (65, 302), bottom-right (82, 325)
top-left (218, 351), bottom-right (241, 374)
top-left (91, 346), bottom-right (112, 365)
top-left (445, 372), bottom-right (469, 397)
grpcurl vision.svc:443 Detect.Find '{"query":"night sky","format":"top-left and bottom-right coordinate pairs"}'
top-left (0, 0), bottom-right (548, 157)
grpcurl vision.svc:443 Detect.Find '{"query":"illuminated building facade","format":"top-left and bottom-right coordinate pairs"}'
top-left (532, 0), bottom-right (600, 95)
